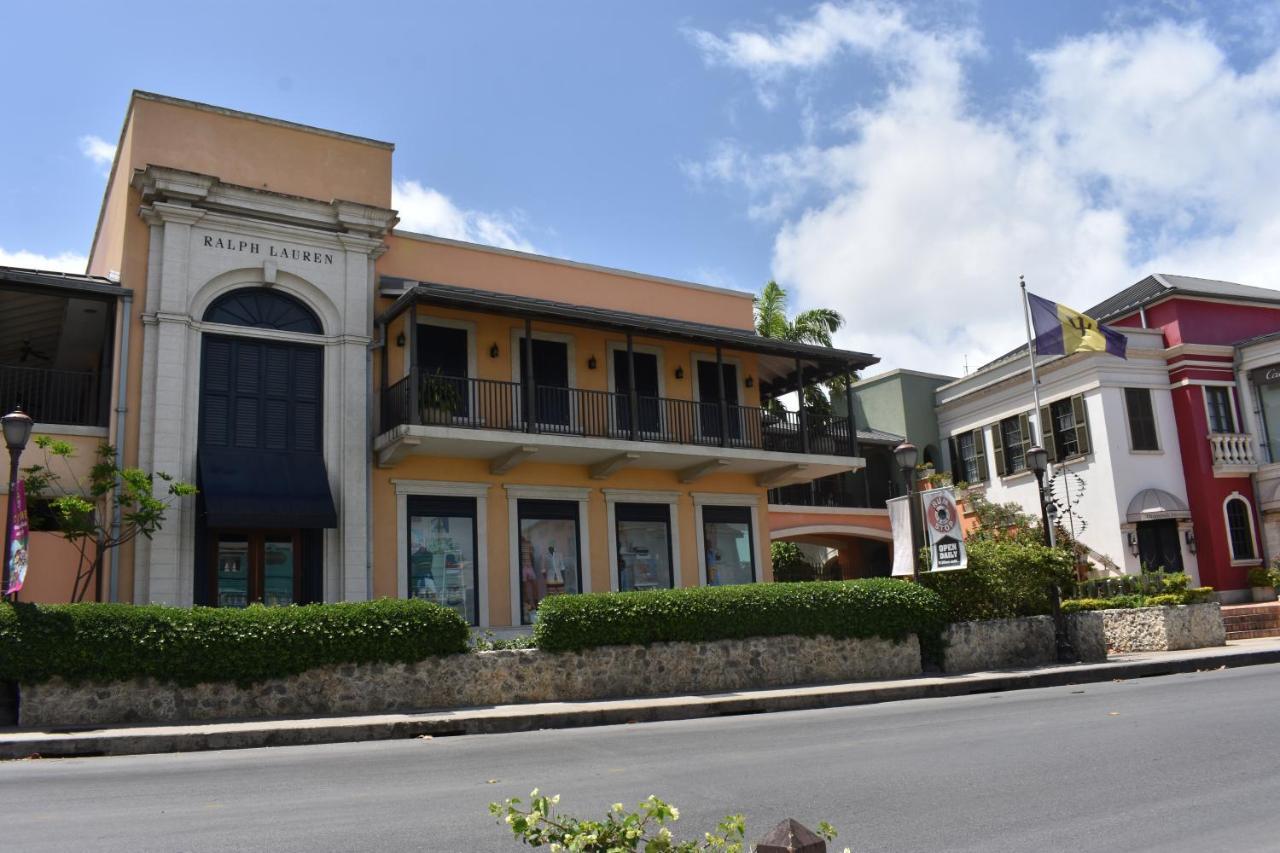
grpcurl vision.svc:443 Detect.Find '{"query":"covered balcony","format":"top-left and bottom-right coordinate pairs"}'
top-left (373, 281), bottom-right (878, 486)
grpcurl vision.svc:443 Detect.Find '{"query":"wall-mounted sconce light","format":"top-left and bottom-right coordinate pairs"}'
top-left (744, 375), bottom-right (754, 388)
top-left (489, 343), bottom-right (500, 359)
top-left (1185, 529), bottom-right (1197, 554)
top-left (587, 355), bottom-right (598, 370)
top-left (395, 332), bottom-right (406, 348)
top-left (674, 366), bottom-right (684, 380)
top-left (1127, 531), bottom-right (1139, 557)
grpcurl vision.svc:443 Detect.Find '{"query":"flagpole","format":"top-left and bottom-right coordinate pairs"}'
top-left (1019, 276), bottom-right (1047, 449)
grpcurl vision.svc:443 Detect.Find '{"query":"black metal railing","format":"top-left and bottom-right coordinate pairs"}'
top-left (380, 374), bottom-right (857, 458)
top-left (769, 474), bottom-right (870, 508)
top-left (0, 364), bottom-right (103, 426)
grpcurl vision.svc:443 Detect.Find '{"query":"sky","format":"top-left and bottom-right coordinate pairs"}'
top-left (3, 0), bottom-right (1280, 377)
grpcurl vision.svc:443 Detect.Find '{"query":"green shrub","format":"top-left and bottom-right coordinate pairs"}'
top-left (1144, 594), bottom-right (1184, 607)
top-left (918, 538), bottom-right (1075, 623)
top-left (1182, 586), bottom-right (1216, 604)
top-left (770, 541), bottom-right (821, 582)
top-left (1248, 566), bottom-right (1274, 588)
top-left (532, 579), bottom-right (948, 662)
top-left (0, 598), bottom-right (470, 687)
top-left (1060, 598), bottom-right (1114, 613)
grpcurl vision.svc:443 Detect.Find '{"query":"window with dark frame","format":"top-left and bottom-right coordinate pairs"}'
top-left (615, 502), bottom-right (675, 591)
top-left (702, 505), bottom-right (756, 585)
top-left (1050, 398), bottom-right (1079, 459)
top-left (1124, 388), bottom-right (1159, 451)
top-left (951, 430), bottom-right (987, 484)
top-left (998, 415), bottom-right (1029, 475)
top-left (1205, 386), bottom-right (1236, 434)
top-left (406, 495), bottom-right (480, 626)
top-left (1226, 497), bottom-right (1256, 561)
top-left (517, 499), bottom-right (583, 624)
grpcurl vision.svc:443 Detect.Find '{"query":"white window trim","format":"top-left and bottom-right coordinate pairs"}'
top-left (603, 489), bottom-right (682, 591)
top-left (692, 492), bottom-right (763, 586)
top-left (1223, 491), bottom-right (1262, 566)
top-left (505, 484), bottom-right (592, 626)
top-left (1201, 384), bottom-right (1239, 434)
top-left (393, 479), bottom-right (491, 628)
top-left (1122, 387), bottom-right (1163, 454)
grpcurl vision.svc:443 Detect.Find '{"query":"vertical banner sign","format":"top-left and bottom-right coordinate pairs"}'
top-left (887, 495), bottom-right (915, 577)
top-left (6, 479), bottom-right (30, 595)
top-left (920, 486), bottom-right (966, 571)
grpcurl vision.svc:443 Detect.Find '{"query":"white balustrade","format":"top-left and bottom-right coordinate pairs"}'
top-left (1209, 432), bottom-right (1258, 468)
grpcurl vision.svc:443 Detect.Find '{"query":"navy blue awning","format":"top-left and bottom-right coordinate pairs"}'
top-left (198, 449), bottom-right (338, 529)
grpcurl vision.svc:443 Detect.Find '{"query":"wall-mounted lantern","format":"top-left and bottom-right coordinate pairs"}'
top-left (395, 332), bottom-right (405, 348)
top-left (1127, 531), bottom-right (1139, 556)
top-left (587, 355), bottom-right (597, 370)
top-left (1185, 529), bottom-right (1197, 554)
top-left (674, 366), bottom-right (684, 380)
top-left (489, 343), bottom-right (500, 359)
top-left (744, 375), bottom-right (754, 388)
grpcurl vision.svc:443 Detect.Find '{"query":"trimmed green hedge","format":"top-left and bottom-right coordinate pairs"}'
top-left (532, 579), bottom-right (948, 660)
top-left (1060, 588), bottom-right (1217, 613)
top-left (0, 598), bottom-right (470, 687)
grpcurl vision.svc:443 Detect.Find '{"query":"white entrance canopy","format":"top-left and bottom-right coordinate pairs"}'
top-left (1126, 488), bottom-right (1190, 522)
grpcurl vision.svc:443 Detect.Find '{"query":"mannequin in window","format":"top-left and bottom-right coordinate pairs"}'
top-left (544, 544), bottom-right (566, 595)
top-left (520, 535), bottom-right (538, 620)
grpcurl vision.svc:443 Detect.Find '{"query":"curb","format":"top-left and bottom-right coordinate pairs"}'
top-left (4, 644), bottom-right (1280, 760)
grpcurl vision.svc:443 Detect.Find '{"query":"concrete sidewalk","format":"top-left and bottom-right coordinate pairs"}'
top-left (5, 637), bottom-right (1280, 760)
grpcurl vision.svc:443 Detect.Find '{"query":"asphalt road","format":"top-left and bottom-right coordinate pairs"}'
top-left (4, 663), bottom-right (1280, 852)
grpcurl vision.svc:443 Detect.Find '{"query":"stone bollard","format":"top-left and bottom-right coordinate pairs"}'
top-left (754, 818), bottom-right (827, 852)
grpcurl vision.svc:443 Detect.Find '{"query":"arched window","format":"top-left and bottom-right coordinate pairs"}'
top-left (1224, 495), bottom-right (1257, 561)
top-left (203, 288), bottom-right (322, 334)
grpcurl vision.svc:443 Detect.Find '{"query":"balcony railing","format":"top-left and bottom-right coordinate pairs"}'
top-left (1209, 432), bottom-right (1258, 471)
top-left (381, 372), bottom-right (858, 458)
top-left (0, 364), bottom-right (103, 427)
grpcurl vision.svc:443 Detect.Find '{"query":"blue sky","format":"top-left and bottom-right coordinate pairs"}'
top-left (3, 1), bottom-right (1279, 373)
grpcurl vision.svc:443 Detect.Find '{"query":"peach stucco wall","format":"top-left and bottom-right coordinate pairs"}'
top-left (379, 233), bottom-right (756, 330)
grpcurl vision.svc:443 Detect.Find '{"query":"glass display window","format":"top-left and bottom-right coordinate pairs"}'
top-left (517, 499), bottom-right (582, 624)
top-left (211, 531), bottom-right (300, 607)
top-left (615, 502), bottom-right (674, 592)
top-left (702, 505), bottom-right (756, 586)
top-left (407, 495), bottom-right (479, 625)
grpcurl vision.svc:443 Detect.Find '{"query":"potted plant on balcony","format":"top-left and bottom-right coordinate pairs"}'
top-left (1248, 564), bottom-right (1279, 603)
top-left (419, 370), bottom-right (461, 425)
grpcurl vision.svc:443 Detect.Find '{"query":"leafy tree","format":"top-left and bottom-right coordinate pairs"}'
top-left (753, 280), bottom-right (854, 406)
top-left (21, 437), bottom-right (195, 602)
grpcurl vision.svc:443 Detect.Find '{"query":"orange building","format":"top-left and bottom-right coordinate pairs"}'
top-left (1, 92), bottom-right (881, 627)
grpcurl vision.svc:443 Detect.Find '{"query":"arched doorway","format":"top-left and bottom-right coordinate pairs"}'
top-left (194, 288), bottom-right (336, 607)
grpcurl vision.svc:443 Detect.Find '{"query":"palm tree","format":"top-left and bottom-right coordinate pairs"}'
top-left (753, 281), bottom-right (853, 408)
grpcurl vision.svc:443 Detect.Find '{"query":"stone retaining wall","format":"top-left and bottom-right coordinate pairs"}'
top-left (1100, 603), bottom-right (1225, 652)
top-left (942, 614), bottom-right (1108, 673)
top-left (18, 633), bottom-right (921, 728)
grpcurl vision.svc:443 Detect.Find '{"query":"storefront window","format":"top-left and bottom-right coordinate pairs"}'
top-left (262, 537), bottom-right (296, 607)
top-left (702, 505), bottom-right (756, 586)
top-left (407, 496), bottom-right (479, 625)
top-left (1254, 368), bottom-right (1280, 463)
top-left (615, 503), bottom-right (674, 592)
top-left (215, 536), bottom-right (251, 608)
top-left (518, 499), bottom-right (582, 624)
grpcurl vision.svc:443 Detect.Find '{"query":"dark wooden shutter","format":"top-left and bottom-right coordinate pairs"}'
top-left (1072, 395), bottom-right (1091, 456)
top-left (1018, 412), bottom-right (1032, 461)
top-left (1039, 405), bottom-right (1056, 462)
top-left (990, 422), bottom-right (1006, 476)
top-left (948, 436), bottom-right (961, 479)
top-left (233, 344), bottom-right (261, 448)
top-left (973, 428), bottom-right (989, 482)
top-left (201, 338), bottom-right (232, 447)
top-left (293, 346), bottom-right (322, 452)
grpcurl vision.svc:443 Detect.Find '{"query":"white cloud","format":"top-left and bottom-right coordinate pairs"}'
top-left (78, 135), bottom-right (116, 170)
top-left (0, 247), bottom-right (87, 274)
top-left (392, 179), bottom-right (536, 253)
top-left (687, 4), bottom-right (1280, 375)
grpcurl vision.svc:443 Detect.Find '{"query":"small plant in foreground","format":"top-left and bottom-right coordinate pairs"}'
top-left (491, 791), bottom-right (843, 852)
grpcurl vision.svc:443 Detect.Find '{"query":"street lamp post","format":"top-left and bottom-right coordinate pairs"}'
top-left (2, 407), bottom-right (34, 599)
top-left (894, 442), bottom-right (920, 581)
top-left (1027, 445), bottom-right (1073, 662)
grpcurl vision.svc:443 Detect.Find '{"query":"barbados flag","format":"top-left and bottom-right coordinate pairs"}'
top-left (1027, 292), bottom-right (1127, 359)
